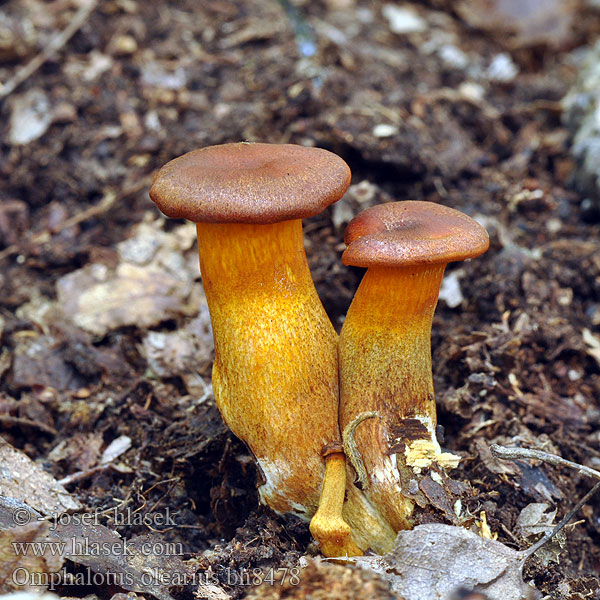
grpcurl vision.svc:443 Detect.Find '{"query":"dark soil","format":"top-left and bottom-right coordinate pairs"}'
top-left (1, 1), bottom-right (599, 599)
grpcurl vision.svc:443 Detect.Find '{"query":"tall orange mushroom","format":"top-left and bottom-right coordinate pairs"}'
top-left (339, 201), bottom-right (489, 533)
top-left (150, 142), bottom-right (393, 556)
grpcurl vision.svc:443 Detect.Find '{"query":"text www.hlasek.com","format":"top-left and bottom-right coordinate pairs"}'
top-left (12, 537), bottom-right (183, 557)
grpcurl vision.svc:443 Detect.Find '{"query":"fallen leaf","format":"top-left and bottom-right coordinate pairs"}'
top-left (56, 220), bottom-right (201, 337)
top-left (11, 334), bottom-right (85, 391)
top-left (194, 583), bottom-right (232, 600)
top-left (344, 523), bottom-right (541, 600)
top-left (246, 558), bottom-right (394, 600)
top-left (140, 312), bottom-right (213, 379)
top-left (516, 503), bottom-right (565, 566)
top-left (474, 438), bottom-right (520, 477)
top-left (0, 438), bottom-right (81, 515)
top-left (0, 495), bottom-right (185, 600)
top-left (0, 591), bottom-right (58, 600)
top-left (57, 263), bottom-right (190, 336)
top-left (456, 0), bottom-right (577, 49)
top-left (101, 435), bottom-right (132, 464)
top-left (47, 432), bottom-right (104, 470)
top-left (52, 523), bottom-right (185, 600)
top-left (0, 521), bottom-right (64, 593)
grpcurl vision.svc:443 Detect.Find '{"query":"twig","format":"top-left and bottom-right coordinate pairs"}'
top-left (0, 0), bottom-right (99, 100)
top-left (519, 481), bottom-right (600, 564)
top-left (59, 464), bottom-right (110, 486)
top-left (0, 177), bottom-right (150, 263)
top-left (490, 444), bottom-right (600, 481)
top-left (490, 443), bottom-right (600, 564)
top-left (0, 415), bottom-right (57, 436)
top-left (342, 411), bottom-right (378, 489)
top-left (0, 190), bottom-right (115, 262)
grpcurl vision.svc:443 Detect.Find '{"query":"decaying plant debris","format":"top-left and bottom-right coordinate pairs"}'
top-left (1, 1), bottom-right (600, 599)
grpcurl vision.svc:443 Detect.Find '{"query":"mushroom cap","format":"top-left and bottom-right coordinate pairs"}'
top-left (343, 201), bottom-right (489, 268)
top-left (149, 142), bottom-right (351, 224)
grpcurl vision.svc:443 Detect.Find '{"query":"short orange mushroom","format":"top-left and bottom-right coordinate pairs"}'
top-left (339, 201), bottom-right (489, 533)
top-left (308, 443), bottom-right (363, 557)
top-left (149, 142), bottom-right (390, 556)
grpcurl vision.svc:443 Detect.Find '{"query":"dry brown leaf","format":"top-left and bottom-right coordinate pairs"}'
top-left (0, 438), bottom-right (81, 515)
top-left (140, 312), bottom-right (213, 379)
top-left (57, 263), bottom-right (191, 336)
top-left (47, 432), bottom-right (104, 471)
top-left (516, 503), bottom-right (565, 567)
top-left (246, 558), bottom-right (394, 600)
top-left (344, 523), bottom-right (541, 600)
top-left (56, 219), bottom-right (201, 337)
top-left (0, 521), bottom-right (64, 592)
top-left (456, 0), bottom-right (577, 49)
top-left (474, 438), bottom-right (520, 477)
top-left (10, 334), bottom-right (85, 391)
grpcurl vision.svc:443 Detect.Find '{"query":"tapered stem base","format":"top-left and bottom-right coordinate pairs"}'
top-left (309, 451), bottom-right (363, 557)
top-left (197, 220), bottom-right (340, 519)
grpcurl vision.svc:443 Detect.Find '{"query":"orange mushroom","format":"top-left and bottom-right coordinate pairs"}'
top-left (150, 142), bottom-right (391, 556)
top-left (308, 443), bottom-right (363, 557)
top-left (339, 201), bottom-right (489, 533)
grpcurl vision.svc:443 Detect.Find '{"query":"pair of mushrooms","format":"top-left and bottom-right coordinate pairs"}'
top-left (150, 142), bottom-right (489, 556)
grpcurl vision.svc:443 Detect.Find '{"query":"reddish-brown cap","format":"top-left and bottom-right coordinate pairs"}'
top-left (343, 201), bottom-right (489, 267)
top-left (149, 142), bottom-right (351, 224)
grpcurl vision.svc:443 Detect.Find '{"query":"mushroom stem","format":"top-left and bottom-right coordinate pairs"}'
top-left (309, 447), bottom-right (363, 557)
top-left (340, 264), bottom-right (460, 531)
top-left (196, 219), bottom-right (340, 519)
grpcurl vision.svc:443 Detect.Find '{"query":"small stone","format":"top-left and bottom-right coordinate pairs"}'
top-left (52, 102), bottom-right (77, 123)
top-left (8, 88), bottom-right (52, 145)
top-left (111, 34), bottom-right (138, 55)
top-left (458, 82), bottom-right (485, 102)
top-left (546, 218), bottom-right (562, 233)
top-left (438, 45), bottom-right (469, 70)
top-left (439, 271), bottom-right (464, 308)
top-left (487, 53), bottom-right (519, 82)
top-left (141, 61), bottom-right (187, 89)
top-left (372, 123), bottom-right (399, 138)
top-left (382, 4), bottom-right (427, 34)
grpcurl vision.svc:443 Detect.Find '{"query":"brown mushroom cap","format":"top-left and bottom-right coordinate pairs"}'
top-left (343, 201), bottom-right (489, 268)
top-left (149, 142), bottom-right (351, 224)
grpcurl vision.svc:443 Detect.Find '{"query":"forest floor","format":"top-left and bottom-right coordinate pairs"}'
top-left (1, 1), bottom-right (600, 599)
